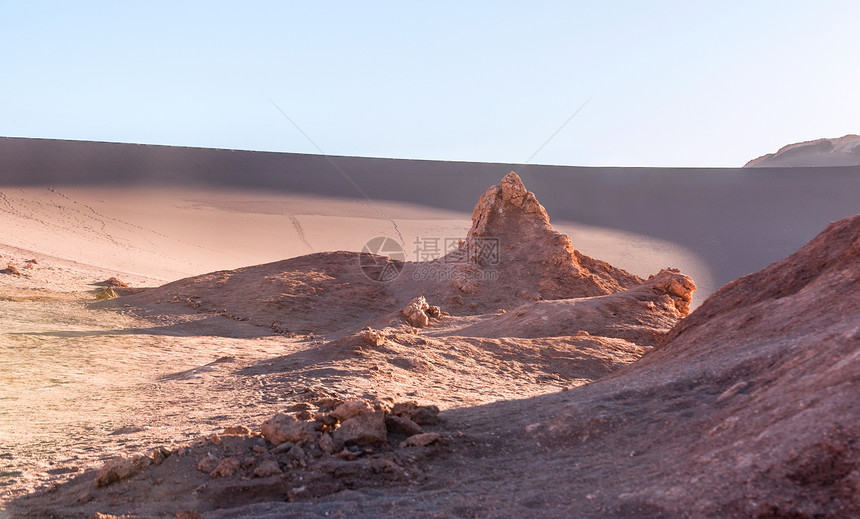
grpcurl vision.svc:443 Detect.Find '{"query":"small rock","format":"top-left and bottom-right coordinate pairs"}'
top-left (196, 454), bottom-right (220, 474)
top-left (94, 455), bottom-right (150, 488)
top-left (359, 328), bottom-right (388, 346)
top-left (175, 512), bottom-right (205, 519)
top-left (385, 414), bottom-right (424, 436)
top-left (391, 402), bottom-right (440, 425)
top-left (287, 445), bottom-right (306, 462)
top-left (261, 413), bottom-right (317, 445)
top-left (333, 411), bottom-right (388, 446)
top-left (210, 457), bottom-right (240, 478)
top-left (401, 296), bottom-right (432, 327)
top-left (319, 433), bottom-right (335, 456)
top-left (330, 399), bottom-right (373, 421)
top-left (253, 459), bottom-right (283, 478)
top-left (400, 432), bottom-right (441, 448)
top-left (3, 264), bottom-right (22, 276)
top-left (334, 448), bottom-right (358, 461)
top-left (315, 413), bottom-right (339, 428)
top-left (221, 425), bottom-right (251, 436)
top-left (150, 446), bottom-right (172, 465)
top-left (272, 442), bottom-right (296, 454)
top-left (104, 277), bottom-right (129, 288)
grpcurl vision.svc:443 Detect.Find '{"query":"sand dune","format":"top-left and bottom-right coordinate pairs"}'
top-left (4, 137), bottom-right (860, 305)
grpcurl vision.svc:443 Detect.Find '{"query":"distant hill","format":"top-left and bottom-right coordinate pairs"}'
top-left (745, 134), bottom-right (860, 167)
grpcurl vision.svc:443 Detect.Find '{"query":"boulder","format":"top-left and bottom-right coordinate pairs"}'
top-left (104, 277), bottom-right (128, 288)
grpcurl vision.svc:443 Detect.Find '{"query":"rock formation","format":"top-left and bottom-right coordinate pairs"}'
top-left (455, 172), bottom-right (642, 298)
top-left (452, 268), bottom-right (695, 346)
top-left (399, 171), bottom-right (645, 311)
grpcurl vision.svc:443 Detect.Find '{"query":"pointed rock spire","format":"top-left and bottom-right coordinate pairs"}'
top-left (431, 172), bottom-right (644, 307)
top-left (466, 172), bottom-right (552, 241)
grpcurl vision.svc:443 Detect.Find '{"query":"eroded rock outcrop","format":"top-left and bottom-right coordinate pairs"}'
top-left (452, 268), bottom-right (696, 345)
top-left (404, 172), bottom-right (645, 311)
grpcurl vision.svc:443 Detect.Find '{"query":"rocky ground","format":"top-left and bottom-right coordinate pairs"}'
top-left (2, 173), bottom-right (857, 518)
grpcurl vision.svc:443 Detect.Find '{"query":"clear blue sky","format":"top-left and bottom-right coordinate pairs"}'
top-left (1, 1), bottom-right (858, 167)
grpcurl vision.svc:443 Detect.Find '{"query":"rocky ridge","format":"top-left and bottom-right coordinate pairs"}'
top-left (745, 134), bottom-right (860, 167)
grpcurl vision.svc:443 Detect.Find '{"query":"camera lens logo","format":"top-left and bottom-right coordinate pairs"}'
top-left (359, 236), bottom-right (406, 282)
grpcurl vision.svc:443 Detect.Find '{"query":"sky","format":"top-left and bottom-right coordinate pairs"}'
top-left (1, 1), bottom-right (859, 168)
